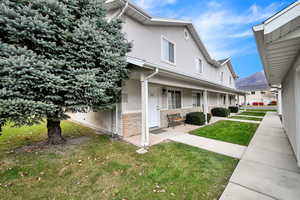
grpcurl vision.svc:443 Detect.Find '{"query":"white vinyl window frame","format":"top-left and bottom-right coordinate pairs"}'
top-left (220, 72), bottom-right (224, 83)
top-left (195, 57), bottom-right (203, 74)
top-left (192, 91), bottom-right (203, 107)
top-left (161, 36), bottom-right (176, 65)
top-left (167, 88), bottom-right (183, 110)
top-left (229, 76), bottom-right (232, 85)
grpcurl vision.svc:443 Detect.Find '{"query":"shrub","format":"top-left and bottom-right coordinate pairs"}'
top-left (211, 107), bottom-right (230, 117)
top-left (185, 112), bottom-right (206, 126)
top-left (229, 106), bottom-right (239, 113)
top-left (207, 113), bottom-right (212, 123)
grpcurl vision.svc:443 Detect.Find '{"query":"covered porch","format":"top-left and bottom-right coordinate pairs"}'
top-left (121, 67), bottom-right (246, 148)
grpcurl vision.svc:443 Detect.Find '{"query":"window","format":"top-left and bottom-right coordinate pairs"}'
top-left (229, 76), bottom-right (232, 85)
top-left (168, 90), bottom-right (181, 109)
top-left (192, 92), bottom-right (202, 107)
top-left (162, 37), bottom-right (175, 64)
top-left (220, 94), bottom-right (226, 105)
top-left (261, 91), bottom-right (266, 94)
top-left (196, 58), bottom-right (203, 74)
top-left (251, 91), bottom-right (255, 95)
top-left (220, 72), bottom-right (224, 82)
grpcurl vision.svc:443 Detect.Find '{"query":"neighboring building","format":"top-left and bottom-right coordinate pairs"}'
top-left (70, 0), bottom-right (245, 147)
top-left (253, 0), bottom-right (300, 166)
top-left (236, 71), bottom-right (277, 105)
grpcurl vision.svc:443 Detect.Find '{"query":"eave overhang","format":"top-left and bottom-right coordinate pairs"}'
top-left (127, 57), bottom-right (246, 95)
top-left (253, 1), bottom-right (300, 85)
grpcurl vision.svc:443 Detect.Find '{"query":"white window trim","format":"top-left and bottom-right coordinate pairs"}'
top-left (166, 88), bottom-right (183, 110)
top-left (161, 35), bottom-right (176, 66)
top-left (192, 91), bottom-right (203, 107)
top-left (220, 71), bottom-right (224, 83)
top-left (195, 57), bottom-right (203, 74)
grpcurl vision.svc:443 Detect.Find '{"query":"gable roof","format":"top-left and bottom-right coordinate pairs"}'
top-left (104, 0), bottom-right (222, 68)
top-left (218, 58), bottom-right (238, 79)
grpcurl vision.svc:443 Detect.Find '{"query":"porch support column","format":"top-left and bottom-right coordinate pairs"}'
top-left (277, 89), bottom-right (282, 115)
top-left (225, 93), bottom-right (229, 108)
top-left (244, 95), bottom-right (247, 106)
top-left (203, 90), bottom-right (209, 123)
top-left (140, 73), bottom-right (150, 147)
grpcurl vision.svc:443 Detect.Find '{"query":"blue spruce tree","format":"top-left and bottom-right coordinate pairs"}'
top-left (0, 0), bottom-right (130, 144)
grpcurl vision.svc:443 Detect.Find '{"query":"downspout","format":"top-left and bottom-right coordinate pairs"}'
top-left (137, 68), bottom-right (159, 154)
top-left (117, 0), bottom-right (129, 19)
top-left (113, 0), bottom-right (129, 137)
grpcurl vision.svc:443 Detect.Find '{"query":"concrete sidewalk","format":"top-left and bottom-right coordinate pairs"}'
top-left (169, 134), bottom-right (246, 159)
top-left (220, 112), bottom-right (300, 200)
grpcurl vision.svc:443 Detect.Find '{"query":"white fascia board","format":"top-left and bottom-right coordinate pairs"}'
top-left (264, 1), bottom-right (300, 34)
top-left (253, 26), bottom-right (273, 85)
top-left (126, 56), bottom-right (145, 67)
top-left (150, 17), bottom-right (192, 25)
top-left (140, 60), bottom-right (246, 95)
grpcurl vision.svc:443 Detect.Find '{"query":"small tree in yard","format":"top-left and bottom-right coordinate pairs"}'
top-left (0, 0), bottom-right (130, 144)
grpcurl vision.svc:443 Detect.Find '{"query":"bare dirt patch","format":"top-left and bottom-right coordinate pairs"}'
top-left (14, 136), bottom-right (91, 154)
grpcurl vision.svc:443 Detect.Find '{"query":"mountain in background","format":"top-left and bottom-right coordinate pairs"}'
top-left (236, 71), bottom-right (269, 91)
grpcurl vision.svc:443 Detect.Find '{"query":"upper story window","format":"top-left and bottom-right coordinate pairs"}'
top-left (251, 91), bottom-right (256, 95)
top-left (162, 37), bottom-right (175, 64)
top-left (196, 58), bottom-right (203, 74)
top-left (220, 72), bottom-right (224, 82)
top-left (229, 76), bottom-right (232, 85)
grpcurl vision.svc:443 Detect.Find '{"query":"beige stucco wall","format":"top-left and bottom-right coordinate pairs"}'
top-left (68, 110), bottom-right (113, 133)
top-left (122, 14), bottom-right (237, 89)
top-left (282, 55), bottom-right (300, 165)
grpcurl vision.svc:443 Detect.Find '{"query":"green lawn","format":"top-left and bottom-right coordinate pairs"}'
top-left (246, 109), bottom-right (276, 112)
top-left (230, 116), bottom-right (262, 122)
top-left (0, 121), bottom-right (238, 200)
top-left (190, 120), bottom-right (259, 146)
top-left (239, 111), bottom-right (266, 117)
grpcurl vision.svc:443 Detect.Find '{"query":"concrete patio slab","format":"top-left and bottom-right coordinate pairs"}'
top-left (220, 112), bottom-right (300, 200)
top-left (220, 183), bottom-right (275, 200)
top-left (169, 134), bottom-right (246, 159)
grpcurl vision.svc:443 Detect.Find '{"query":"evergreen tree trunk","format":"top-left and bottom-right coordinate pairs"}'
top-left (47, 119), bottom-right (66, 145)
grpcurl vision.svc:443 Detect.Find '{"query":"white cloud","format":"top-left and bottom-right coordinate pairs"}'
top-left (134, 0), bottom-right (176, 10)
top-left (191, 1), bottom-right (284, 58)
top-left (229, 30), bottom-right (253, 38)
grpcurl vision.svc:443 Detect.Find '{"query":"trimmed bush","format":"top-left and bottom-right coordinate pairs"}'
top-left (229, 106), bottom-right (239, 113)
top-left (185, 112), bottom-right (206, 126)
top-left (207, 113), bottom-right (212, 123)
top-left (211, 107), bottom-right (230, 117)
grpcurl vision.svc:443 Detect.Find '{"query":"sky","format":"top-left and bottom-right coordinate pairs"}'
top-left (132, 0), bottom-right (295, 78)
